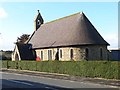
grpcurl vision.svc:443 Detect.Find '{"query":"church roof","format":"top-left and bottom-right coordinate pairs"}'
top-left (17, 44), bottom-right (36, 60)
top-left (28, 12), bottom-right (109, 49)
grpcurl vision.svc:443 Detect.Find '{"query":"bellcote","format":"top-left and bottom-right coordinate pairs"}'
top-left (34, 10), bottom-right (44, 31)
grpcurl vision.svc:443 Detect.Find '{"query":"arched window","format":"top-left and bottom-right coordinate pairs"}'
top-left (55, 48), bottom-right (59, 60)
top-left (41, 51), bottom-right (43, 60)
top-left (85, 48), bottom-right (89, 60)
top-left (15, 53), bottom-right (19, 60)
top-left (37, 20), bottom-right (40, 25)
top-left (48, 50), bottom-right (52, 60)
top-left (70, 49), bottom-right (73, 60)
top-left (100, 48), bottom-right (103, 60)
top-left (60, 50), bottom-right (62, 58)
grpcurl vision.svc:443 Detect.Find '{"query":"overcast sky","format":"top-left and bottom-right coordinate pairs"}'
top-left (0, 2), bottom-right (118, 50)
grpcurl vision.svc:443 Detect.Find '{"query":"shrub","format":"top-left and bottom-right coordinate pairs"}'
top-left (2, 60), bottom-right (120, 80)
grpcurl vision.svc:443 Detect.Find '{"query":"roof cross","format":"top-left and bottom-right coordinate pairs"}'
top-left (37, 10), bottom-right (40, 14)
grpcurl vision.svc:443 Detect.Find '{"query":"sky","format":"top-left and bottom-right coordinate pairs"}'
top-left (0, 2), bottom-right (118, 51)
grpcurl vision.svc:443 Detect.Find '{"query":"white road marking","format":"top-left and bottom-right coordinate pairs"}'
top-left (45, 86), bottom-right (59, 90)
top-left (8, 79), bottom-right (33, 86)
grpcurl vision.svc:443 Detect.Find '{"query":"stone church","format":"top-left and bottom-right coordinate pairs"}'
top-left (12, 10), bottom-right (110, 61)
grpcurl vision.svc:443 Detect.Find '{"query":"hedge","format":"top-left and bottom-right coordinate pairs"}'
top-left (2, 60), bottom-right (120, 79)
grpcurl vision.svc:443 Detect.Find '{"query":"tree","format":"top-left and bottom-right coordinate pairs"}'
top-left (16, 34), bottom-right (30, 44)
top-left (0, 50), bottom-right (13, 60)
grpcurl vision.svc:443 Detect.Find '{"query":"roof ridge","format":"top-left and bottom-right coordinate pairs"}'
top-left (42, 12), bottom-right (81, 25)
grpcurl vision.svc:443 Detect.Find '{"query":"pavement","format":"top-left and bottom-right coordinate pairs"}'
top-left (1, 68), bottom-right (120, 89)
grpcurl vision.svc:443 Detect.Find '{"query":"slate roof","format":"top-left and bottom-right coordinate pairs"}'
top-left (17, 44), bottom-right (36, 60)
top-left (28, 12), bottom-right (109, 49)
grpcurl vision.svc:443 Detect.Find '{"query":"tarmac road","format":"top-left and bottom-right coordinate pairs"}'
top-left (1, 71), bottom-right (119, 90)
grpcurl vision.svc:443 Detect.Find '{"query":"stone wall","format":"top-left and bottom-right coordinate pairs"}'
top-left (35, 45), bottom-right (109, 61)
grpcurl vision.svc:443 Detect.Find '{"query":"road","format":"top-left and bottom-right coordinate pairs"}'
top-left (1, 71), bottom-right (119, 90)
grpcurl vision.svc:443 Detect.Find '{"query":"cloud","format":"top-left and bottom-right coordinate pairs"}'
top-left (0, 34), bottom-right (3, 50)
top-left (103, 32), bottom-right (118, 49)
top-left (0, 32), bottom-right (15, 50)
top-left (0, 7), bottom-right (7, 18)
top-left (0, 36), bottom-right (15, 51)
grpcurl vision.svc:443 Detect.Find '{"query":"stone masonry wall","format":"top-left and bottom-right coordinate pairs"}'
top-left (35, 45), bottom-right (108, 61)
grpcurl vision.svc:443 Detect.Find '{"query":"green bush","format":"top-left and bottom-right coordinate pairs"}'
top-left (2, 60), bottom-right (120, 79)
top-left (2, 60), bottom-right (7, 68)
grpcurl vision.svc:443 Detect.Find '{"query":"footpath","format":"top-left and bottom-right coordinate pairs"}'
top-left (1, 68), bottom-right (120, 89)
